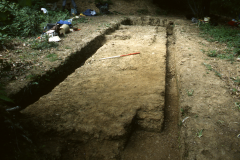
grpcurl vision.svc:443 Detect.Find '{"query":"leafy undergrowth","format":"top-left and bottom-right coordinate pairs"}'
top-left (0, 0), bottom-right (89, 86)
top-left (0, 16), bottom-right (88, 85)
top-left (199, 23), bottom-right (240, 62)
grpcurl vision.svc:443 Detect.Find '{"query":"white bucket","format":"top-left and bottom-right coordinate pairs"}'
top-left (204, 17), bottom-right (210, 23)
top-left (59, 24), bottom-right (70, 35)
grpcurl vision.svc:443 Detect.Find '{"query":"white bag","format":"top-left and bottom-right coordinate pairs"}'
top-left (41, 8), bottom-right (48, 14)
top-left (91, 10), bottom-right (96, 16)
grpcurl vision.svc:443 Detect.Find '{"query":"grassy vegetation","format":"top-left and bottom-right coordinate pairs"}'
top-left (187, 89), bottom-right (194, 96)
top-left (180, 108), bottom-right (185, 116)
top-left (234, 77), bottom-right (240, 85)
top-left (0, 0), bottom-right (88, 49)
top-left (71, 17), bottom-right (89, 25)
top-left (214, 71), bottom-right (222, 78)
top-left (196, 129), bottom-right (204, 138)
top-left (0, 1), bottom-right (90, 85)
top-left (235, 102), bottom-right (240, 110)
top-left (46, 53), bottom-right (58, 62)
top-left (30, 35), bottom-right (59, 50)
top-left (202, 63), bottom-right (213, 71)
top-left (207, 50), bottom-right (217, 57)
top-left (199, 24), bottom-right (240, 63)
top-left (202, 63), bottom-right (223, 78)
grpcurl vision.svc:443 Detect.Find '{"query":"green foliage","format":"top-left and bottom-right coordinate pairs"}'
top-left (217, 54), bottom-right (235, 63)
top-left (30, 35), bottom-right (58, 50)
top-left (0, 32), bottom-right (9, 46)
top-left (18, 0), bottom-right (32, 7)
top-left (202, 63), bottom-right (222, 78)
top-left (0, 0), bottom-right (13, 22)
top-left (187, 89), bottom-right (194, 96)
top-left (231, 88), bottom-right (238, 94)
top-left (46, 53), bottom-right (58, 62)
top-left (26, 74), bottom-right (38, 80)
top-left (196, 129), bottom-right (204, 138)
top-left (200, 24), bottom-right (240, 44)
top-left (0, 0), bottom-right (70, 42)
top-left (234, 76), bottom-right (240, 85)
top-left (207, 50), bottom-right (217, 57)
top-left (235, 102), bottom-right (240, 110)
top-left (200, 23), bottom-right (240, 61)
top-left (200, 49), bottom-right (206, 53)
top-left (202, 63), bottom-right (213, 71)
top-left (0, 0), bottom-right (87, 48)
top-left (214, 71), bottom-right (222, 78)
top-left (180, 108), bottom-right (185, 116)
top-left (44, 10), bottom-right (69, 24)
top-left (0, 4), bottom-right (44, 37)
top-left (72, 17), bottom-right (88, 25)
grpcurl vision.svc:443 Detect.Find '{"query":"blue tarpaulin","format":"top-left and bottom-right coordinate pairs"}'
top-left (57, 20), bottom-right (72, 25)
top-left (83, 9), bottom-right (93, 16)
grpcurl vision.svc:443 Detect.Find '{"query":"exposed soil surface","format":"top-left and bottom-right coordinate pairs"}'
top-left (2, 1), bottom-right (240, 160)
top-left (22, 22), bottom-right (168, 159)
top-left (173, 19), bottom-right (240, 160)
top-left (121, 28), bottom-right (180, 160)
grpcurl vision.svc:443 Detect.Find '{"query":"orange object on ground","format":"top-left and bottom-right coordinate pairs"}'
top-left (228, 21), bottom-right (240, 26)
top-left (100, 52), bottom-right (140, 60)
top-left (120, 52), bottom-right (140, 57)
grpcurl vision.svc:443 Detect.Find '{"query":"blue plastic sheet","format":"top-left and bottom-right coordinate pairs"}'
top-left (57, 20), bottom-right (72, 25)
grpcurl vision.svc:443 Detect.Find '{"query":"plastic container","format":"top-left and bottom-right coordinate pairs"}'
top-left (204, 17), bottom-right (210, 23)
top-left (59, 24), bottom-right (70, 35)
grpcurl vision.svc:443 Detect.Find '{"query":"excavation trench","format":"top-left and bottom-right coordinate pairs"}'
top-left (9, 25), bottom-right (117, 108)
top-left (21, 18), bottom-right (180, 159)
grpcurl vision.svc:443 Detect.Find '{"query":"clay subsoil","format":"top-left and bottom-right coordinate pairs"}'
top-left (2, 1), bottom-right (240, 159)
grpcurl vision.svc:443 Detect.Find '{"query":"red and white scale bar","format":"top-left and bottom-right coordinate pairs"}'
top-left (100, 52), bottom-right (140, 60)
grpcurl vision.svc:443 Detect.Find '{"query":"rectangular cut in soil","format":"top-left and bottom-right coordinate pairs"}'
top-left (22, 25), bottom-right (167, 158)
